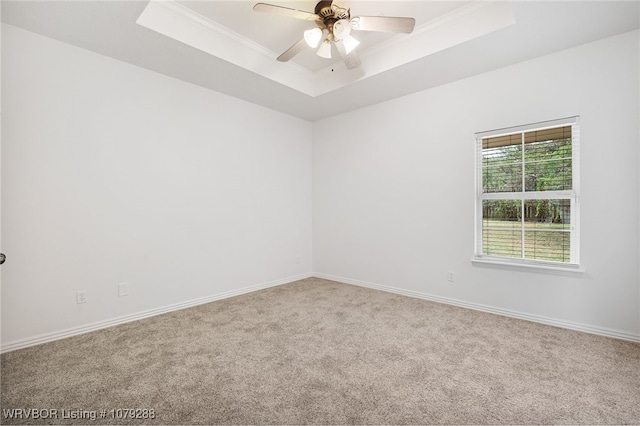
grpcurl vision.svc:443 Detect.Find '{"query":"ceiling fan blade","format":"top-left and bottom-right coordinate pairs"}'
top-left (253, 3), bottom-right (320, 21)
top-left (277, 38), bottom-right (307, 62)
top-left (335, 40), bottom-right (361, 70)
top-left (350, 16), bottom-right (416, 34)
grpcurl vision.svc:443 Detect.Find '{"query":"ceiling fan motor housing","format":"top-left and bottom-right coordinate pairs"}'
top-left (314, 1), bottom-right (350, 40)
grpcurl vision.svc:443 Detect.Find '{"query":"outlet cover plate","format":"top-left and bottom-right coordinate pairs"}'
top-left (118, 282), bottom-right (129, 297)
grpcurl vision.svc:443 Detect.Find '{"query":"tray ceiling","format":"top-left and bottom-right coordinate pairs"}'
top-left (136, 0), bottom-right (516, 96)
top-left (2, 1), bottom-right (639, 121)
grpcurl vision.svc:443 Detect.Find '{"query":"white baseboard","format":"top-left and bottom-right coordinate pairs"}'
top-left (313, 272), bottom-right (640, 343)
top-left (4, 271), bottom-right (637, 353)
top-left (1, 273), bottom-right (313, 354)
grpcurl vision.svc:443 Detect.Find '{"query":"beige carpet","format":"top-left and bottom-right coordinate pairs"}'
top-left (2, 277), bottom-right (639, 425)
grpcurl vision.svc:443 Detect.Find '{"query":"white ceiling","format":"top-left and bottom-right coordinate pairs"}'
top-left (136, 0), bottom-right (515, 96)
top-left (2, 1), bottom-right (639, 121)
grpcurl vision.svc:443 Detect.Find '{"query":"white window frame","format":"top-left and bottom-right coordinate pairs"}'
top-left (473, 116), bottom-right (583, 274)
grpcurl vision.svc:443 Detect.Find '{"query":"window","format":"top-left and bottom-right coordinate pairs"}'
top-left (474, 117), bottom-right (580, 270)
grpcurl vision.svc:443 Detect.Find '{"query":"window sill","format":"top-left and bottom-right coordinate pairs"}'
top-left (471, 257), bottom-right (585, 276)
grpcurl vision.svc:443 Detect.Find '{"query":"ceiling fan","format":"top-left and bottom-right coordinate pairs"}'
top-left (253, 1), bottom-right (416, 69)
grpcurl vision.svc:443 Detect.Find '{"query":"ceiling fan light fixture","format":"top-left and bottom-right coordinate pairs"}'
top-left (316, 39), bottom-right (332, 59)
top-left (333, 18), bottom-right (351, 40)
top-left (342, 35), bottom-right (360, 54)
top-left (304, 27), bottom-right (323, 48)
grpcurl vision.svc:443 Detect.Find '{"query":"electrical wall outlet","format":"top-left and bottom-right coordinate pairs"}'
top-left (76, 290), bottom-right (87, 304)
top-left (118, 282), bottom-right (129, 297)
top-left (447, 271), bottom-right (455, 282)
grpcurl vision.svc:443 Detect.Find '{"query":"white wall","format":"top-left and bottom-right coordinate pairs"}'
top-left (2, 23), bottom-right (639, 349)
top-left (1, 24), bottom-right (312, 348)
top-left (313, 30), bottom-right (640, 339)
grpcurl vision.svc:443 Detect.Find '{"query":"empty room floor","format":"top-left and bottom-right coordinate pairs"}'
top-left (2, 277), bottom-right (639, 424)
